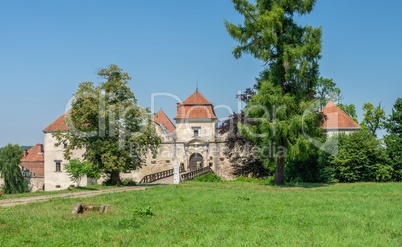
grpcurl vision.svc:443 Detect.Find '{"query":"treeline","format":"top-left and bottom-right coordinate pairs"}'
top-left (222, 97), bottom-right (402, 183)
top-left (223, 0), bottom-right (401, 184)
top-left (286, 98), bottom-right (402, 183)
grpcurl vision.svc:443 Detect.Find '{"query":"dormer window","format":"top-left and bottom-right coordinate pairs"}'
top-left (192, 127), bottom-right (201, 137)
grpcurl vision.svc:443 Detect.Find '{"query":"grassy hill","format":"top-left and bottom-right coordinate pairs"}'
top-left (0, 182), bottom-right (401, 246)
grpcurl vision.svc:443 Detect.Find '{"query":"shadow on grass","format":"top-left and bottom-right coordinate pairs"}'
top-left (275, 182), bottom-right (334, 189)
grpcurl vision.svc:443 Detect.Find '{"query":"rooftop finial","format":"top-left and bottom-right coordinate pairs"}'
top-left (196, 80), bottom-right (199, 92)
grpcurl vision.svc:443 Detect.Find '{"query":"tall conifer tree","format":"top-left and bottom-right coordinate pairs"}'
top-left (225, 0), bottom-right (323, 184)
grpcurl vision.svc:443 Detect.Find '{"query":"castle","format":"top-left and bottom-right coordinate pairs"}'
top-left (42, 90), bottom-right (228, 191)
top-left (0, 92), bottom-right (361, 192)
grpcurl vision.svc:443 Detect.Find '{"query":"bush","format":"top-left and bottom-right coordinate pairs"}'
top-left (286, 152), bottom-right (335, 183)
top-left (327, 131), bottom-right (390, 182)
top-left (121, 179), bottom-right (137, 186)
top-left (192, 173), bottom-right (222, 182)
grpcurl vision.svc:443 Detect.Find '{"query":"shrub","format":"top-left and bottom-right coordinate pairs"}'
top-left (192, 173), bottom-right (222, 182)
top-left (121, 179), bottom-right (137, 186)
top-left (328, 131), bottom-right (390, 182)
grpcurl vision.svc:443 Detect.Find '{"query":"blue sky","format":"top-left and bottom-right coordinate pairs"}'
top-left (0, 0), bottom-right (401, 147)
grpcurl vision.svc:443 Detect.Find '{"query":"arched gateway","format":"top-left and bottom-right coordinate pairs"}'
top-left (189, 153), bottom-right (203, 171)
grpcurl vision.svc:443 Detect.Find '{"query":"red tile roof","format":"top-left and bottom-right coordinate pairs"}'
top-left (175, 91), bottom-right (217, 120)
top-left (20, 144), bottom-right (44, 177)
top-left (43, 113), bottom-right (69, 133)
top-left (182, 91), bottom-right (212, 105)
top-left (321, 101), bottom-right (360, 130)
top-left (153, 110), bottom-right (176, 133)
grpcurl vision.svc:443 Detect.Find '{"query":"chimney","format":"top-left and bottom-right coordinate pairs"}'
top-left (23, 150), bottom-right (28, 158)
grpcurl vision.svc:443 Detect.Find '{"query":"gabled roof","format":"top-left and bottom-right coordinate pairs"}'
top-left (20, 144), bottom-right (44, 177)
top-left (153, 110), bottom-right (176, 133)
top-left (43, 113), bottom-right (68, 133)
top-left (182, 91), bottom-right (212, 105)
top-left (175, 90), bottom-right (217, 120)
top-left (321, 101), bottom-right (360, 130)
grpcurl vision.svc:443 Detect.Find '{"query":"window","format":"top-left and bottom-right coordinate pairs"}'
top-left (55, 160), bottom-right (62, 172)
top-left (192, 127), bottom-right (201, 137)
top-left (63, 143), bottom-right (68, 149)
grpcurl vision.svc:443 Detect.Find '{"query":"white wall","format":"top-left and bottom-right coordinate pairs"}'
top-left (44, 132), bottom-right (86, 191)
top-left (175, 119), bottom-right (218, 142)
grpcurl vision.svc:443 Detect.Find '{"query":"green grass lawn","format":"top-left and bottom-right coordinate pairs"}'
top-left (0, 182), bottom-right (401, 246)
top-left (0, 184), bottom-right (117, 200)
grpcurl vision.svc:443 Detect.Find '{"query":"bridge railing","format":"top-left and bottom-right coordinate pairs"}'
top-left (181, 166), bottom-right (213, 182)
top-left (139, 164), bottom-right (185, 184)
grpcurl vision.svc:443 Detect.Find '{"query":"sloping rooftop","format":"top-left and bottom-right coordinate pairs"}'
top-left (43, 113), bottom-right (68, 133)
top-left (182, 91), bottom-right (212, 105)
top-left (20, 144), bottom-right (44, 177)
top-left (175, 90), bottom-right (217, 120)
top-left (153, 109), bottom-right (176, 133)
top-left (321, 101), bottom-right (361, 130)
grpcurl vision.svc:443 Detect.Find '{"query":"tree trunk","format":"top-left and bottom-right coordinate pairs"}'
top-left (109, 170), bottom-right (121, 186)
top-left (274, 156), bottom-right (285, 185)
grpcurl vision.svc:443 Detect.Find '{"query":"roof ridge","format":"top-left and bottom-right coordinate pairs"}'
top-left (153, 109), bottom-right (176, 133)
top-left (43, 113), bottom-right (69, 133)
top-left (182, 91), bottom-right (212, 105)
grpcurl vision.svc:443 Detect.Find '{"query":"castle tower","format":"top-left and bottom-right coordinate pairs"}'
top-left (174, 90), bottom-right (218, 142)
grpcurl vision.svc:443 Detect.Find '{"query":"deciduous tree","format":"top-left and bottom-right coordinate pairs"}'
top-left (329, 131), bottom-right (391, 182)
top-left (54, 65), bottom-right (161, 185)
top-left (64, 159), bottom-right (100, 186)
top-left (315, 77), bottom-right (342, 107)
top-left (0, 144), bottom-right (29, 194)
top-left (338, 103), bottom-right (358, 123)
top-left (361, 102), bottom-right (386, 137)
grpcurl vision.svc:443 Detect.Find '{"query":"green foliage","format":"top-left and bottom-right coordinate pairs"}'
top-left (240, 82), bottom-right (324, 184)
top-left (192, 173), bottom-right (222, 182)
top-left (64, 159), bottom-right (100, 186)
top-left (54, 65), bottom-right (161, 185)
top-left (0, 144), bottom-right (29, 194)
top-left (324, 131), bottom-right (390, 182)
top-left (120, 178), bottom-right (137, 186)
top-left (384, 97), bottom-right (402, 181)
top-left (315, 77), bottom-right (342, 106)
top-left (361, 102), bottom-right (386, 137)
top-left (226, 0), bottom-right (323, 184)
top-left (286, 148), bottom-right (335, 183)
